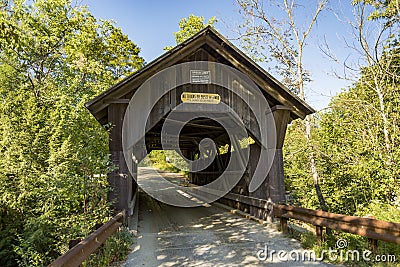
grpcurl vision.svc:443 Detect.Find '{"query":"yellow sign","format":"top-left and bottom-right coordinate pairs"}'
top-left (181, 92), bottom-right (221, 104)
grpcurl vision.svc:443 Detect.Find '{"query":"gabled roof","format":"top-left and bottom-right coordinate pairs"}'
top-left (85, 26), bottom-right (315, 124)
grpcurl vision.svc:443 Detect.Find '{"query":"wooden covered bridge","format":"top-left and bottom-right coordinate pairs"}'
top-left (85, 26), bottom-right (314, 217)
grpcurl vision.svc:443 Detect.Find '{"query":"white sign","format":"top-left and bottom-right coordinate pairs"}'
top-left (190, 70), bottom-right (211, 84)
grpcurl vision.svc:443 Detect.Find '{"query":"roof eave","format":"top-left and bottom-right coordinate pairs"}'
top-left (85, 26), bottom-right (315, 123)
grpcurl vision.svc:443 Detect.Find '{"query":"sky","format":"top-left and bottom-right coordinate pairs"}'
top-left (82, 0), bottom-right (358, 111)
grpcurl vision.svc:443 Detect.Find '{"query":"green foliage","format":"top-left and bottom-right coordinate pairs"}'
top-left (353, 0), bottom-right (400, 23)
top-left (164, 14), bottom-right (217, 50)
top-left (284, 48), bottom-right (400, 262)
top-left (283, 6), bottom-right (400, 264)
top-left (285, 61), bottom-right (400, 217)
top-left (0, 0), bottom-right (143, 265)
top-left (174, 14), bottom-right (217, 44)
top-left (284, 120), bottom-right (318, 208)
top-left (140, 150), bottom-right (182, 173)
top-left (283, 0), bottom-right (400, 222)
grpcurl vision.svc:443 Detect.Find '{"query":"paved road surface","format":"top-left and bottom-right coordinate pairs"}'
top-left (124, 169), bottom-right (333, 266)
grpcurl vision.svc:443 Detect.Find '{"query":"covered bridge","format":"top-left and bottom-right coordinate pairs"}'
top-left (85, 26), bottom-right (314, 218)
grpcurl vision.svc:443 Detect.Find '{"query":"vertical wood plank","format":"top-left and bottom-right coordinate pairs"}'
top-left (108, 102), bottom-right (134, 214)
top-left (281, 218), bottom-right (288, 234)
top-left (316, 225), bottom-right (324, 245)
top-left (368, 238), bottom-right (379, 254)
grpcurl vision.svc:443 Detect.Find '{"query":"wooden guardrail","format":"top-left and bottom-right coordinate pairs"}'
top-left (221, 192), bottom-right (400, 251)
top-left (49, 210), bottom-right (126, 267)
top-left (274, 204), bottom-right (400, 248)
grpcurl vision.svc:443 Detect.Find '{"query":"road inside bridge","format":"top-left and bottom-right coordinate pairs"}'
top-left (124, 169), bottom-right (333, 267)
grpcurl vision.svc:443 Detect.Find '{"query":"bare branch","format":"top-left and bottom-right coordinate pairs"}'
top-left (318, 34), bottom-right (339, 63)
top-left (300, 0), bottom-right (328, 47)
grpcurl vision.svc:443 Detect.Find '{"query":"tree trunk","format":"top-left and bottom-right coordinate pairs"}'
top-left (374, 76), bottom-right (392, 156)
top-left (305, 116), bottom-right (328, 211)
top-left (299, 61), bottom-right (328, 212)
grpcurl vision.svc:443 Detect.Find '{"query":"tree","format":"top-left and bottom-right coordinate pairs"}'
top-left (313, 0), bottom-right (400, 217)
top-left (357, 1), bottom-right (398, 158)
top-left (316, 81), bottom-right (400, 216)
top-left (164, 14), bottom-right (217, 50)
top-left (0, 0), bottom-right (143, 265)
top-left (236, 0), bottom-right (329, 211)
top-left (321, 0), bottom-right (399, 159)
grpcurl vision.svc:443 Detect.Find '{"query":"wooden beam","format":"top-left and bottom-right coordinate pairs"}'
top-left (103, 98), bottom-right (130, 104)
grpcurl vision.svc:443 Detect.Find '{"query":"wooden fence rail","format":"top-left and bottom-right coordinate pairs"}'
top-left (222, 192), bottom-right (400, 250)
top-left (274, 204), bottom-right (400, 246)
top-left (49, 210), bottom-right (125, 267)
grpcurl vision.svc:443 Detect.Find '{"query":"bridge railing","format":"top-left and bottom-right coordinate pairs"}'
top-left (48, 210), bottom-right (125, 267)
top-left (274, 204), bottom-right (400, 249)
top-left (221, 192), bottom-right (400, 251)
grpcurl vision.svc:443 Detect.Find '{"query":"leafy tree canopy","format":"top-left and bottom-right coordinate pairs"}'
top-left (354, 0), bottom-right (400, 23)
top-left (0, 0), bottom-right (143, 265)
top-left (164, 14), bottom-right (217, 50)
